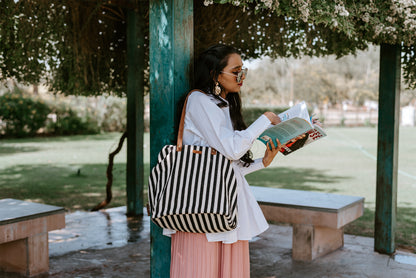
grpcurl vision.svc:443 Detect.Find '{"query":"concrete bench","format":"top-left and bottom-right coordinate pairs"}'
top-left (0, 199), bottom-right (65, 277)
top-left (251, 186), bottom-right (364, 261)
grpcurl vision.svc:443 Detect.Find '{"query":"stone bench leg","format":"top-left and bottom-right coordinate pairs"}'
top-left (0, 233), bottom-right (49, 276)
top-left (292, 224), bottom-right (344, 261)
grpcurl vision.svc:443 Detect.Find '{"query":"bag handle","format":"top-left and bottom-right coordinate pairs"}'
top-left (176, 90), bottom-right (203, 151)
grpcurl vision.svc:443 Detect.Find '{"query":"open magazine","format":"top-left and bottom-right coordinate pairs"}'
top-left (258, 101), bottom-right (326, 155)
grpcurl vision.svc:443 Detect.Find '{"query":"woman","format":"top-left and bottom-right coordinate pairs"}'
top-left (167, 44), bottom-right (282, 278)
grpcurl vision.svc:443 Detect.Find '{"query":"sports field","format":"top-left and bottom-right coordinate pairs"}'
top-left (247, 126), bottom-right (416, 248)
top-left (249, 126), bottom-right (416, 209)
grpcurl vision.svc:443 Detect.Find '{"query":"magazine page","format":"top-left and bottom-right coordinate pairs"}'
top-left (278, 101), bottom-right (311, 124)
top-left (258, 117), bottom-right (312, 146)
top-left (280, 125), bottom-right (327, 155)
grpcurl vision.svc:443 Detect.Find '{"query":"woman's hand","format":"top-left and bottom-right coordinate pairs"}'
top-left (310, 114), bottom-right (323, 128)
top-left (262, 138), bottom-right (282, 167)
top-left (264, 112), bottom-right (281, 125)
top-left (312, 117), bottom-right (323, 128)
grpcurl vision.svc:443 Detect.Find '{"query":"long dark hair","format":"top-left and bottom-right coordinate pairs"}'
top-left (192, 44), bottom-right (254, 165)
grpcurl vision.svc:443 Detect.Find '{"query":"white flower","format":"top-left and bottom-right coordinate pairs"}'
top-left (362, 12), bottom-right (370, 23)
top-left (404, 18), bottom-right (416, 30)
top-left (384, 26), bottom-right (397, 34)
top-left (392, 0), bottom-right (416, 15)
top-left (261, 0), bottom-right (274, 9)
top-left (293, 0), bottom-right (311, 22)
top-left (394, 0), bottom-right (416, 8)
top-left (334, 4), bottom-right (350, 17)
top-left (374, 24), bottom-right (397, 40)
top-left (374, 23), bottom-right (384, 37)
top-left (203, 0), bottom-right (213, 6)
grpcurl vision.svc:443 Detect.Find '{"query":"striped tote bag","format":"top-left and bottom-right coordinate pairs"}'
top-left (148, 90), bottom-right (238, 233)
top-left (148, 144), bottom-right (238, 233)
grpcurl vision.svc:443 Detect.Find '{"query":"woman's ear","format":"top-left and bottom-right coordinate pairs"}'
top-left (216, 73), bottom-right (223, 85)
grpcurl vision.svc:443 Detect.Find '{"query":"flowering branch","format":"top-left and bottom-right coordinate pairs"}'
top-left (208, 0), bottom-right (416, 46)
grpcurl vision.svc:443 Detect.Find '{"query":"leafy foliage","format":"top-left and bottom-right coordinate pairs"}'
top-left (209, 0), bottom-right (416, 46)
top-left (195, 2), bottom-right (368, 60)
top-left (0, 0), bottom-right (139, 96)
top-left (204, 0), bottom-right (416, 88)
top-left (42, 93), bottom-right (128, 135)
top-left (0, 87), bottom-right (50, 137)
top-left (1, 0), bottom-right (416, 96)
top-left (46, 102), bottom-right (100, 136)
top-left (0, 84), bottom-right (128, 137)
top-left (0, 1), bottom-right (61, 85)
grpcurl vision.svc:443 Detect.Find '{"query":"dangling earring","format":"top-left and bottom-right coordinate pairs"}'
top-left (215, 82), bottom-right (221, 96)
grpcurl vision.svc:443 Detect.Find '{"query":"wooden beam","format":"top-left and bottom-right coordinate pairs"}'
top-left (126, 8), bottom-right (145, 216)
top-left (374, 43), bottom-right (401, 254)
top-left (149, 0), bottom-right (193, 276)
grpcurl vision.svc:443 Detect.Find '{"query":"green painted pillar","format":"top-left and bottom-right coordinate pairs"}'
top-left (126, 8), bottom-right (145, 216)
top-left (149, 0), bottom-right (193, 277)
top-left (374, 44), bottom-right (401, 254)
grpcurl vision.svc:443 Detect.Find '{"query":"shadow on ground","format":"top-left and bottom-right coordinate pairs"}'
top-left (246, 166), bottom-right (350, 192)
top-left (0, 145), bottom-right (42, 155)
top-left (0, 133), bottom-right (123, 144)
top-left (0, 163), bottom-right (149, 211)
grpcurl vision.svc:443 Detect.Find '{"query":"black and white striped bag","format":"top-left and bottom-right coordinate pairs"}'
top-left (148, 91), bottom-right (238, 233)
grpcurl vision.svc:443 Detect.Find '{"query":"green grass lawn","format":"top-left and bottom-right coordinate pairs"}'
top-left (1, 127), bottom-right (415, 249)
top-left (0, 133), bottom-right (145, 211)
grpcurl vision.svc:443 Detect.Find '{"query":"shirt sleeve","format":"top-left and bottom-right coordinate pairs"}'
top-left (186, 92), bottom-right (271, 161)
top-left (235, 158), bottom-right (265, 176)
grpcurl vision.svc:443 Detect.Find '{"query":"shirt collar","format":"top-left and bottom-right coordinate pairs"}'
top-left (217, 94), bottom-right (229, 105)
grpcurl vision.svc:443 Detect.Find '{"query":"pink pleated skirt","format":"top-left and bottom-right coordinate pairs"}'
top-left (170, 232), bottom-right (250, 278)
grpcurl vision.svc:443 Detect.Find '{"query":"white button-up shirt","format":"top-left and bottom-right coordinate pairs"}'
top-left (163, 90), bottom-right (271, 243)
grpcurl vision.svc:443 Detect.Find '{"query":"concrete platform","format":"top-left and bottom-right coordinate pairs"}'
top-left (2, 206), bottom-right (416, 277)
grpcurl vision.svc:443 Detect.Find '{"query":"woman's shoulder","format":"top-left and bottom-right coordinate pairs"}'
top-left (188, 89), bottom-right (210, 101)
top-left (188, 90), bottom-right (223, 106)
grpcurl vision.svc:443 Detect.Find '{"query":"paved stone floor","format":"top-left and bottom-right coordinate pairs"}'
top-left (2, 206), bottom-right (416, 277)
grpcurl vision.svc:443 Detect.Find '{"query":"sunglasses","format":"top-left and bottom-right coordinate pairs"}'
top-left (221, 68), bottom-right (248, 83)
